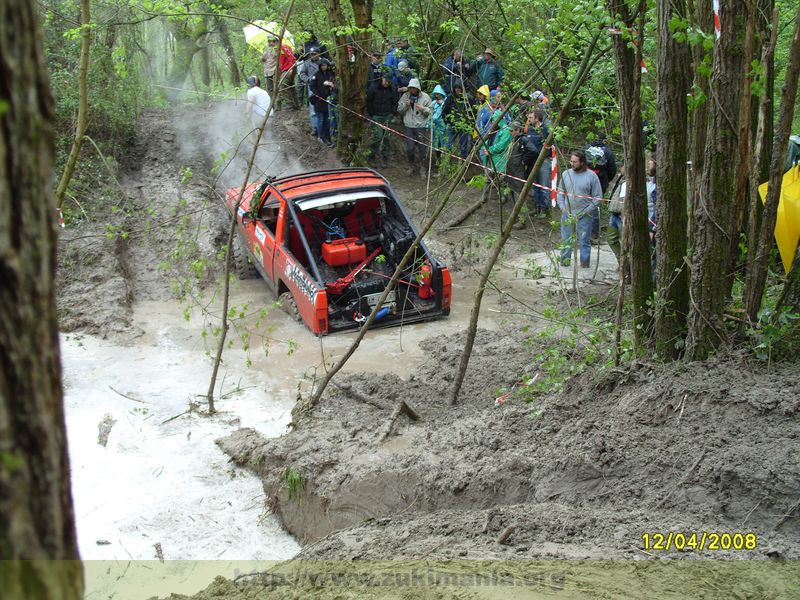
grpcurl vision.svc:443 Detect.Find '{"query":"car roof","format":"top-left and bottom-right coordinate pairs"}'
top-left (270, 169), bottom-right (388, 201)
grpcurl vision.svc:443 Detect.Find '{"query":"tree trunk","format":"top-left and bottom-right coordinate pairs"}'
top-left (216, 16), bottom-right (241, 86)
top-left (687, 0), bottom-right (713, 243)
top-left (654, 0), bottom-right (691, 358)
top-left (327, 0), bottom-right (373, 162)
top-left (744, 9), bottom-right (800, 319)
top-left (165, 20), bottom-right (205, 95)
top-left (0, 0), bottom-right (83, 596)
top-left (725, 0), bottom-right (756, 297)
top-left (54, 0), bottom-right (90, 209)
top-left (777, 246), bottom-right (800, 314)
top-left (685, 0), bottom-right (747, 360)
top-left (608, 0), bottom-right (654, 349)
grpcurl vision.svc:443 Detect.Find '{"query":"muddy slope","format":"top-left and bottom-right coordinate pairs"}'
top-left (219, 332), bottom-right (800, 560)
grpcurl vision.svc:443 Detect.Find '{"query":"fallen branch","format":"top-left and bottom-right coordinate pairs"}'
top-left (497, 526), bottom-right (515, 545)
top-left (376, 400), bottom-right (420, 442)
top-left (443, 195), bottom-right (486, 229)
top-left (108, 385), bottom-right (148, 404)
top-left (331, 381), bottom-right (389, 410)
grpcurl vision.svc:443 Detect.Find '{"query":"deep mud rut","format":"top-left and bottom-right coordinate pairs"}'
top-left (56, 105), bottom-right (800, 599)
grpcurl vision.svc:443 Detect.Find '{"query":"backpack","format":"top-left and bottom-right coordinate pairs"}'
top-left (585, 145), bottom-right (607, 169)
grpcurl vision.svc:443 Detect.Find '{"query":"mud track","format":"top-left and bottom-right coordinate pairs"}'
top-left (54, 107), bottom-right (800, 598)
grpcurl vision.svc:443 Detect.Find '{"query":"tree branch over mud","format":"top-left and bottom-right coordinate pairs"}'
top-left (205, 3), bottom-right (296, 413)
top-left (448, 27), bottom-right (602, 405)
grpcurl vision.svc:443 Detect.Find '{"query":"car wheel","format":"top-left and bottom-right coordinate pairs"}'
top-left (232, 232), bottom-right (257, 279)
top-left (278, 291), bottom-right (301, 322)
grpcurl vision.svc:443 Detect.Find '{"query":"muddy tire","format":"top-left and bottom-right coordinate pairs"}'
top-left (232, 232), bottom-right (257, 279)
top-left (278, 291), bottom-right (301, 322)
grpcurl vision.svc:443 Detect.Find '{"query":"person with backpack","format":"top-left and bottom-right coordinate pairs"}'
top-left (586, 134), bottom-right (617, 238)
top-left (505, 121), bottom-right (538, 228)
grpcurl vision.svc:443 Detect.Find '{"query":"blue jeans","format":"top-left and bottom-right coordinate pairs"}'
top-left (560, 211), bottom-right (593, 265)
top-left (316, 111), bottom-right (331, 143)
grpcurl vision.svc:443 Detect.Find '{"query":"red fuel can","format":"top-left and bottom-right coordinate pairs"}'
top-left (418, 263), bottom-right (432, 299)
top-left (322, 237), bottom-right (367, 267)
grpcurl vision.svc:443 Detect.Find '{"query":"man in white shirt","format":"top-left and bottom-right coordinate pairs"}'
top-left (246, 76), bottom-right (272, 123)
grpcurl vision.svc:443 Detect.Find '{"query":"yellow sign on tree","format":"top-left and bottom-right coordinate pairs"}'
top-left (759, 165), bottom-right (800, 273)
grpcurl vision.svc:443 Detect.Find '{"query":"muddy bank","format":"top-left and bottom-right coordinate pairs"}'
top-left (218, 333), bottom-right (800, 561)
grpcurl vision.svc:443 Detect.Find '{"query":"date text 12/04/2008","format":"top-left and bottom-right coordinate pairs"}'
top-left (642, 532), bottom-right (758, 552)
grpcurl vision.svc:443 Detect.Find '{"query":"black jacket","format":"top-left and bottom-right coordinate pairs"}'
top-left (442, 91), bottom-right (475, 129)
top-left (310, 69), bottom-right (335, 114)
top-left (367, 82), bottom-right (399, 117)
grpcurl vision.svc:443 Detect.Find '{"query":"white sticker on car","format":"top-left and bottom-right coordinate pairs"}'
top-left (285, 262), bottom-right (317, 302)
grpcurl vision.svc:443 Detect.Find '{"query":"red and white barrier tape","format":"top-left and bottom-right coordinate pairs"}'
top-left (713, 0), bottom-right (721, 39)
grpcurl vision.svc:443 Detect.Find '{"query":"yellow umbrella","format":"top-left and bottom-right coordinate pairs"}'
top-left (243, 21), bottom-right (295, 53)
top-left (759, 164), bottom-right (800, 273)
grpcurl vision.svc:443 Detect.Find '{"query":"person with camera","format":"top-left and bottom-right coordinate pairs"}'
top-left (397, 78), bottom-right (432, 176)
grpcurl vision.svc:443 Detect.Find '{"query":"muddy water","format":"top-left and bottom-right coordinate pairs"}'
top-left (62, 258), bottom-right (519, 566)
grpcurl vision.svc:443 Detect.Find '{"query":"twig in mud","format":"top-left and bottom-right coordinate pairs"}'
top-left (741, 498), bottom-right (763, 527)
top-left (774, 497), bottom-right (800, 530)
top-left (161, 409), bottom-right (191, 425)
top-left (154, 542), bottom-right (164, 562)
top-left (632, 545), bottom-right (655, 558)
top-left (332, 381), bottom-right (389, 410)
top-left (654, 446), bottom-right (707, 509)
top-left (376, 400), bottom-right (420, 442)
top-left (497, 526), bottom-right (515, 545)
top-left (109, 385), bottom-right (148, 404)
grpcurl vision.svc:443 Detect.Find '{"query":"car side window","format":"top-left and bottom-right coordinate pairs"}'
top-left (258, 195), bottom-right (279, 235)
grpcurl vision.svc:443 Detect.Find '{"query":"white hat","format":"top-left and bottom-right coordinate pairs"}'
top-left (407, 78), bottom-right (421, 90)
top-left (532, 90), bottom-right (544, 100)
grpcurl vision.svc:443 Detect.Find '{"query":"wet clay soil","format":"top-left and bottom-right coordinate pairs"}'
top-left (55, 106), bottom-right (800, 599)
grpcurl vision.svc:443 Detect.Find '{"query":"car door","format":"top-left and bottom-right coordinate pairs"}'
top-left (250, 193), bottom-right (280, 282)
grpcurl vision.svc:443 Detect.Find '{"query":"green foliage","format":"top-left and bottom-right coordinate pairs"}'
top-left (748, 307), bottom-right (800, 364)
top-left (281, 467), bottom-right (305, 501)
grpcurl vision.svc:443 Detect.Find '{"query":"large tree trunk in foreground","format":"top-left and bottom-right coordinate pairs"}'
top-left (608, 0), bottom-right (653, 349)
top-left (654, 0), bottom-right (690, 358)
top-left (685, 0), bottom-right (747, 360)
top-left (0, 0), bottom-right (83, 597)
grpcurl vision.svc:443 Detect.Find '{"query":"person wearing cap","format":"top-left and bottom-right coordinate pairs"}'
top-left (442, 79), bottom-right (475, 159)
top-left (368, 52), bottom-right (383, 89)
top-left (245, 75), bottom-right (272, 123)
top-left (531, 90), bottom-right (551, 126)
top-left (470, 47), bottom-right (504, 90)
top-left (393, 59), bottom-right (416, 92)
top-left (261, 36), bottom-right (299, 111)
top-left (367, 74), bottom-right (398, 167)
top-left (397, 78), bottom-right (432, 176)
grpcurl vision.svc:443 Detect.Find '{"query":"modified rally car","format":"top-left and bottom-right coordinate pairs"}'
top-left (225, 168), bottom-right (451, 334)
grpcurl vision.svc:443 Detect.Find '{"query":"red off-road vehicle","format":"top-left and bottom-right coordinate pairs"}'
top-left (225, 168), bottom-right (451, 335)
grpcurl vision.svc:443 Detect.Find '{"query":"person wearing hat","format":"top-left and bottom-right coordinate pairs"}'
top-left (393, 59), bottom-right (416, 93)
top-left (474, 85), bottom-right (494, 154)
top-left (245, 75), bottom-right (272, 123)
top-left (297, 50), bottom-right (322, 133)
top-left (470, 47), bottom-right (504, 90)
top-left (397, 78), bottom-right (432, 176)
top-left (261, 36), bottom-right (299, 111)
